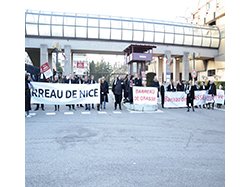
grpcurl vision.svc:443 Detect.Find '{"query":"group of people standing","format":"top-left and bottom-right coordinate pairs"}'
top-left (25, 70), bottom-right (220, 117)
top-left (25, 72), bottom-right (110, 117)
top-left (160, 79), bottom-right (218, 111)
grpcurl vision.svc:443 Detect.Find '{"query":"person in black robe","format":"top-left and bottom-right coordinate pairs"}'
top-left (25, 73), bottom-right (33, 117)
top-left (65, 74), bottom-right (77, 110)
top-left (185, 80), bottom-right (195, 112)
top-left (34, 73), bottom-right (47, 111)
top-left (123, 74), bottom-right (129, 103)
top-left (207, 80), bottom-right (217, 109)
top-left (176, 80), bottom-right (184, 91)
top-left (160, 81), bottom-right (166, 108)
top-left (100, 77), bottom-right (109, 110)
top-left (167, 79), bottom-right (176, 92)
top-left (199, 81), bottom-right (207, 108)
top-left (112, 75), bottom-right (123, 110)
top-left (134, 73), bottom-right (142, 86)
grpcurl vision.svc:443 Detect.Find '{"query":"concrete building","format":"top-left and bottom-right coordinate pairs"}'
top-left (147, 0), bottom-right (225, 83)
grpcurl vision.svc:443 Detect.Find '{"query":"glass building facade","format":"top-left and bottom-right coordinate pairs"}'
top-left (25, 10), bottom-right (221, 48)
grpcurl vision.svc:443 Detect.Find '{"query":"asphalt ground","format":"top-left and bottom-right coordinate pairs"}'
top-left (26, 100), bottom-right (225, 187)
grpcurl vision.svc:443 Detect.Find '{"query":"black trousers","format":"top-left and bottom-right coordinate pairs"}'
top-left (114, 94), bottom-right (122, 109)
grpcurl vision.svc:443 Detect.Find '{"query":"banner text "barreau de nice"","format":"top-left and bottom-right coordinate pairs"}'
top-left (31, 82), bottom-right (100, 105)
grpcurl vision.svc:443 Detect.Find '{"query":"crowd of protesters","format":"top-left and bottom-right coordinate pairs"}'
top-left (25, 70), bottom-right (223, 117)
top-left (160, 79), bottom-right (219, 111)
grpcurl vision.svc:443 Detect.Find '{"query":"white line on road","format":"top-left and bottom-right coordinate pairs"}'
top-left (129, 109), bottom-right (163, 114)
top-left (113, 111), bottom-right (122, 114)
top-left (81, 111), bottom-right (91, 115)
top-left (46, 112), bottom-right (56, 115)
top-left (64, 112), bottom-right (74, 115)
top-left (215, 108), bottom-right (225, 112)
top-left (98, 111), bottom-right (107, 114)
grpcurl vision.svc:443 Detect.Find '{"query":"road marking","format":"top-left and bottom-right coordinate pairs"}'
top-left (129, 109), bottom-right (163, 114)
top-left (215, 108), bottom-right (225, 112)
top-left (29, 113), bottom-right (36, 116)
top-left (81, 111), bottom-right (91, 115)
top-left (46, 112), bottom-right (56, 115)
top-left (113, 111), bottom-right (122, 114)
top-left (98, 111), bottom-right (107, 114)
top-left (64, 112), bottom-right (74, 115)
top-left (129, 111), bottom-right (143, 114)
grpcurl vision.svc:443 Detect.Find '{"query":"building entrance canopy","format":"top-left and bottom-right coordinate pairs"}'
top-left (25, 10), bottom-right (220, 49)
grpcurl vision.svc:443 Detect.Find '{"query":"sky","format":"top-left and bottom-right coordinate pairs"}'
top-left (24, 0), bottom-right (200, 22)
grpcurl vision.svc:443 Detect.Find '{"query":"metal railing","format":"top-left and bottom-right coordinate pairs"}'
top-left (25, 9), bottom-right (221, 48)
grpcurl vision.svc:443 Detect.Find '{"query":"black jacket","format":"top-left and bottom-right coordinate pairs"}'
top-left (185, 85), bottom-right (195, 100)
top-left (112, 79), bottom-right (123, 95)
top-left (167, 83), bottom-right (176, 92)
top-left (208, 83), bottom-right (217, 96)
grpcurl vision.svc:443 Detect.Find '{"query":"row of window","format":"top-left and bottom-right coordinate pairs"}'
top-left (26, 24), bottom-right (219, 47)
top-left (26, 14), bottom-right (219, 36)
top-left (25, 11), bottom-right (220, 48)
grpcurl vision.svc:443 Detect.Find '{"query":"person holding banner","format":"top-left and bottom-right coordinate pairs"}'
top-left (167, 79), bottom-right (176, 92)
top-left (185, 80), bottom-right (195, 112)
top-left (112, 75), bottom-right (123, 110)
top-left (123, 74), bottom-right (129, 103)
top-left (25, 73), bottom-right (33, 117)
top-left (100, 77), bottom-right (109, 109)
top-left (34, 73), bottom-right (47, 111)
top-left (52, 74), bottom-right (62, 111)
top-left (199, 81), bottom-right (207, 108)
top-left (134, 73), bottom-right (142, 86)
top-left (176, 80), bottom-right (184, 91)
top-left (160, 81), bottom-right (166, 108)
top-left (65, 74), bottom-right (76, 110)
top-left (207, 80), bottom-right (217, 110)
top-left (89, 75), bottom-right (96, 110)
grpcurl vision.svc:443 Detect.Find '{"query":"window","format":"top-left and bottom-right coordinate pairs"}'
top-left (52, 16), bottom-right (63, 25)
top-left (26, 24), bottom-right (38, 35)
top-left (207, 69), bottom-right (216, 76)
top-left (76, 27), bottom-right (87, 38)
top-left (64, 26), bottom-right (75, 37)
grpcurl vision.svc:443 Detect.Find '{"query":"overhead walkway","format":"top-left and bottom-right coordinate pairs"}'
top-left (25, 9), bottom-right (220, 49)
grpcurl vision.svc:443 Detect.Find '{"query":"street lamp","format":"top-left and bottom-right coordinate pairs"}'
top-left (52, 42), bottom-right (62, 73)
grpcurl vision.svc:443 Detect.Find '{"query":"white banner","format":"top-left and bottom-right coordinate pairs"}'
top-left (133, 86), bottom-right (158, 105)
top-left (31, 82), bottom-right (100, 105)
top-left (164, 90), bottom-right (225, 108)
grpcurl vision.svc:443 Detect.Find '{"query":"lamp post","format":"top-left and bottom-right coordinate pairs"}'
top-left (192, 52), bottom-right (196, 85)
top-left (53, 47), bottom-right (59, 70)
top-left (52, 42), bottom-right (61, 73)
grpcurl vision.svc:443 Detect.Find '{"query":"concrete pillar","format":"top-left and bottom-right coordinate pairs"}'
top-left (157, 57), bottom-right (163, 83)
top-left (164, 50), bottom-right (171, 83)
top-left (64, 45), bottom-right (72, 75)
top-left (173, 57), bottom-right (179, 82)
top-left (182, 52), bottom-right (190, 81)
top-left (40, 44), bottom-right (48, 67)
top-left (156, 57), bottom-right (159, 78)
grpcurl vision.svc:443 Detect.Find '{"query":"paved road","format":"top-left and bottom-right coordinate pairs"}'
top-left (26, 102), bottom-right (225, 187)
